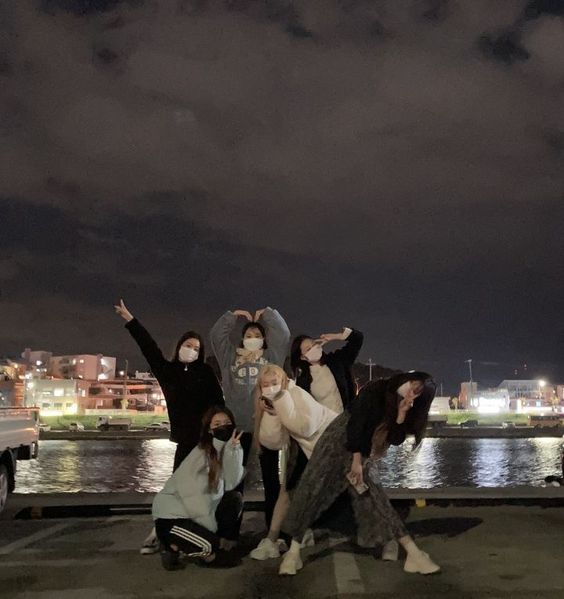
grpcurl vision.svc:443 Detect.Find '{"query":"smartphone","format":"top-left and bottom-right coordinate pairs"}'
top-left (262, 397), bottom-right (274, 410)
top-left (346, 471), bottom-right (369, 495)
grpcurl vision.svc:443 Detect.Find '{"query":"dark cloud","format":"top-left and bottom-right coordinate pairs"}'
top-left (1, 0), bottom-right (563, 390)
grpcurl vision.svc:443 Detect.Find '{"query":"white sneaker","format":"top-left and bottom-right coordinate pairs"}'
top-left (404, 550), bottom-right (441, 575)
top-left (250, 538), bottom-right (281, 560)
top-left (382, 539), bottom-right (399, 561)
top-left (279, 551), bottom-right (303, 576)
top-left (301, 529), bottom-right (315, 548)
top-left (140, 536), bottom-right (160, 555)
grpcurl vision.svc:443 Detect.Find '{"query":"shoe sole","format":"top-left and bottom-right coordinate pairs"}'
top-left (250, 551), bottom-right (280, 561)
top-left (404, 565), bottom-right (441, 575)
top-left (279, 560), bottom-right (303, 576)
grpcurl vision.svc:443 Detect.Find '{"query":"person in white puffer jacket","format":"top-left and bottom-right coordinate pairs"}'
top-left (250, 364), bottom-right (338, 561)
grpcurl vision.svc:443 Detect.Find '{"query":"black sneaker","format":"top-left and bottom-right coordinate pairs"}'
top-left (198, 550), bottom-right (241, 569)
top-left (161, 550), bottom-right (184, 571)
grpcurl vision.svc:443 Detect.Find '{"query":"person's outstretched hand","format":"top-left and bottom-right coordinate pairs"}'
top-left (114, 299), bottom-right (134, 322)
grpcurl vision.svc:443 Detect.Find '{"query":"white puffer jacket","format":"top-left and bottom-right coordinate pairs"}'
top-left (259, 381), bottom-right (338, 458)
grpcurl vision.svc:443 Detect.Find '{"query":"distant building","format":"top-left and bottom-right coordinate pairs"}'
top-left (25, 378), bottom-right (91, 415)
top-left (50, 354), bottom-right (116, 381)
top-left (86, 378), bottom-right (164, 412)
top-left (472, 389), bottom-right (510, 414)
top-left (0, 359), bottom-right (27, 406)
top-left (459, 382), bottom-right (478, 409)
top-left (20, 349), bottom-right (52, 378)
top-left (498, 379), bottom-right (554, 410)
top-left (20, 349), bottom-right (117, 382)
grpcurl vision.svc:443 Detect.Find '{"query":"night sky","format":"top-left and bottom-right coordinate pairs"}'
top-left (1, 1), bottom-right (564, 393)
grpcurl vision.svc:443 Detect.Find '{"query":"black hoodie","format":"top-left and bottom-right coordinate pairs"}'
top-left (346, 371), bottom-right (435, 456)
top-left (125, 319), bottom-right (224, 447)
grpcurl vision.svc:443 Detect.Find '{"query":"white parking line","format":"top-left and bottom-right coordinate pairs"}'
top-left (333, 551), bottom-right (366, 595)
top-left (0, 522), bottom-right (71, 555)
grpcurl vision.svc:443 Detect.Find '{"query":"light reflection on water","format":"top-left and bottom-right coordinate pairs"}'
top-left (15, 438), bottom-right (562, 494)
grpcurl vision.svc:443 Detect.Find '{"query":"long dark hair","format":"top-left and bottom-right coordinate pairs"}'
top-left (374, 372), bottom-right (436, 453)
top-left (173, 330), bottom-right (205, 364)
top-left (290, 334), bottom-right (325, 379)
top-left (239, 321), bottom-right (268, 350)
top-left (199, 405), bottom-right (237, 491)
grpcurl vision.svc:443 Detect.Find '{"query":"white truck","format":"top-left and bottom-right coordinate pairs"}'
top-left (0, 407), bottom-right (40, 513)
top-left (96, 416), bottom-right (132, 432)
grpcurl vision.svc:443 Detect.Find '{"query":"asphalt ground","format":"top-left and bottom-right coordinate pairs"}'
top-left (1, 496), bottom-right (563, 598)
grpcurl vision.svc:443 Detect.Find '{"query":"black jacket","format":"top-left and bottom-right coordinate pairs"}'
top-left (346, 372), bottom-right (435, 457)
top-left (296, 329), bottom-right (363, 410)
top-left (125, 319), bottom-right (224, 447)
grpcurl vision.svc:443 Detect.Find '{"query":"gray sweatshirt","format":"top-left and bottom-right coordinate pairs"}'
top-left (152, 440), bottom-right (244, 532)
top-left (210, 308), bottom-right (290, 431)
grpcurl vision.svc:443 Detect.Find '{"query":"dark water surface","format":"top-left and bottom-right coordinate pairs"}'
top-left (15, 437), bottom-right (562, 493)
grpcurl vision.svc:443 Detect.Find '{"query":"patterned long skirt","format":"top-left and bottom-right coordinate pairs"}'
top-left (282, 411), bottom-right (407, 546)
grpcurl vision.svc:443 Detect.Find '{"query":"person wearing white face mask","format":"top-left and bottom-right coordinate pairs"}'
top-left (290, 327), bottom-right (364, 415)
top-left (210, 307), bottom-right (290, 531)
top-left (115, 299), bottom-right (224, 554)
top-left (250, 364), bottom-right (338, 561)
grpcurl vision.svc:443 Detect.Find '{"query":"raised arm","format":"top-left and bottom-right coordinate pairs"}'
top-left (325, 328), bottom-right (364, 367)
top-left (272, 389), bottom-right (320, 439)
top-left (210, 311), bottom-right (241, 371)
top-left (115, 300), bottom-right (168, 379)
top-left (258, 307), bottom-right (291, 367)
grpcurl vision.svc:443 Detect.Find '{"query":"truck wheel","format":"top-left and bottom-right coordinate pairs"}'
top-left (0, 464), bottom-right (10, 514)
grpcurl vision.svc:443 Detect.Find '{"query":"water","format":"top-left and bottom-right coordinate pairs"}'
top-left (14, 438), bottom-right (562, 494)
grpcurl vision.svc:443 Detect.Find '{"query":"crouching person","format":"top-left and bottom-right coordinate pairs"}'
top-left (152, 407), bottom-right (245, 570)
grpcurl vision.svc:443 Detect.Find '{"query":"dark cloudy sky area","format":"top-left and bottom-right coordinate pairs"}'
top-left (1, 0), bottom-right (564, 392)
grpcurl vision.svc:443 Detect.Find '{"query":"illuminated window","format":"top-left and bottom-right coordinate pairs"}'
top-left (54, 388), bottom-right (64, 397)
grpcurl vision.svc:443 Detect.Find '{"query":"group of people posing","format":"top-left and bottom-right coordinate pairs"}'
top-left (114, 300), bottom-right (440, 576)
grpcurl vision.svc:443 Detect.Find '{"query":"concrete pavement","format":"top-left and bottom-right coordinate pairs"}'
top-left (1, 496), bottom-right (563, 598)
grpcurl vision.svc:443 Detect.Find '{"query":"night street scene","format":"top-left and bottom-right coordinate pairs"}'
top-left (1, 1), bottom-right (564, 598)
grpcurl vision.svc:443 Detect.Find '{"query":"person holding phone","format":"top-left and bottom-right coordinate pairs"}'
top-left (153, 406), bottom-right (245, 571)
top-left (249, 364), bottom-right (338, 560)
top-left (210, 307), bottom-right (290, 529)
top-left (114, 299), bottom-right (224, 553)
top-left (279, 371), bottom-right (441, 577)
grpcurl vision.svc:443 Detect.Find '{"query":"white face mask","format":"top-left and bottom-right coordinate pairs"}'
top-left (243, 337), bottom-right (264, 351)
top-left (178, 346), bottom-right (199, 363)
top-left (262, 384), bottom-right (282, 399)
top-left (304, 345), bottom-right (323, 363)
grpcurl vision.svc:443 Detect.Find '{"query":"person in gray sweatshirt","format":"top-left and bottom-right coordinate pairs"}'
top-left (210, 307), bottom-right (291, 529)
top-left (153, 406), bottom-right (245, 570)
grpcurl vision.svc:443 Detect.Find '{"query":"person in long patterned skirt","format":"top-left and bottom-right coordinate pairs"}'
top-left (280, 371), bottom-right (441, 576)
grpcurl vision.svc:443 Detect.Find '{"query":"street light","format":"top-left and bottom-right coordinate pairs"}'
top-left (367, 358), bottom-right (375, 381)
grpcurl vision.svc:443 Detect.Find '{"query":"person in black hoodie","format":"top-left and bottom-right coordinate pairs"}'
top-left (279, 371), bottom-right (441, 577)
top-left (114, 299), bottom-right (224, 553)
